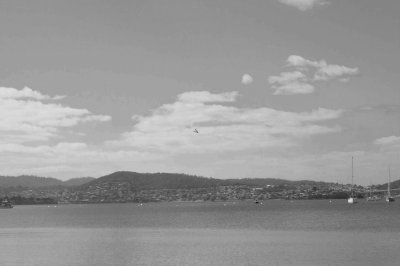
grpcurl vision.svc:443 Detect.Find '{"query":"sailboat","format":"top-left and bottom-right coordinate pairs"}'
top-left (386, 167), bottom-right (395, 202)
top-left (348, 156), bottom-right (358, 204)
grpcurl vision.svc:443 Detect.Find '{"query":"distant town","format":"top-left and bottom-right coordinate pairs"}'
top-left (1, 172), bottom-right (398, 205)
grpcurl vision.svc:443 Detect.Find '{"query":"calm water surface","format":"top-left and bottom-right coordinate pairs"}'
top-left (1, 200), bottom-right (399, 265)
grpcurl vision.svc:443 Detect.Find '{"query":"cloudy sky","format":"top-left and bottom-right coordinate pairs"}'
top-left (0, 0), bottom-right (399, 184)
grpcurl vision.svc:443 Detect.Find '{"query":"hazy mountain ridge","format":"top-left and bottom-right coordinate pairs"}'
top-left (1, 172), bottom-right (399, 191)
top-left (0, 175), bottom-right (95, 188)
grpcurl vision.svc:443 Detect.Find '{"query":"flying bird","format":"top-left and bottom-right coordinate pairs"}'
top-left (193, 129), bottom-right (199, 133)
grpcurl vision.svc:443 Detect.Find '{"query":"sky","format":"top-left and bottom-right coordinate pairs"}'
top-left (0, 0), bottom-right (399, 184)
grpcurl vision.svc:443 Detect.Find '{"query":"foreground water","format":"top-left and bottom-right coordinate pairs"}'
top-left (1, 200), bottom-right (399, 265)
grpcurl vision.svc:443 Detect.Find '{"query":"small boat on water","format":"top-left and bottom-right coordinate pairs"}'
top-left (347, 197), bottom-right (357, 204)
top-left (366, 195), bottom-right (381, 201)
top-left (386, 168), bottom-right (395, 203)
top-left (348, 156), bottom-right (358, 204)
top-left (0, 199), bottom-right (13, 208)
top-left (386, 197), bottom-right (395, 202)
top-left (366, 185), bottom-right (381, 201)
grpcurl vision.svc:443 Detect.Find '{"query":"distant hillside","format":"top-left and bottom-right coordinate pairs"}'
top-left (226, 178), bottom-right (289, 187)
top-left (0, 175), bottom-right (94, 188)
top-left (0, 175), bottom-right (62, 188)
top-left (0, 171), bottom-right (352, 191)
top-left (78, 171), bottom-right (337, 192)
top-left (226, 178), bottom-right (331, 188)
top-left (375, 179), bottom-right (400, 190)
top-left (79, 171), bottom-right (234, 190)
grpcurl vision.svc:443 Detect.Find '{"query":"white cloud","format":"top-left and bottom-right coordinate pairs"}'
top-left (268, 71), bottom-right (315, 95)
top-left (314, 63), bottom-right (359, 81)
top-left (0, 142), bottom-right (88, 154)
top-left (177, 91), bottom-right (238, 103)
top-left (269, 55), bottom-right (359, 95)
top-left (268, 71), bottom-right (306, 84)
top-left (0, 86), bottom-right (64, 100)
top-left (109, 91), bottom-right (342, 154)
top-left (374, 136), bottom-right (400, 147)
top-left (286, 55), bottom-right (359, 81)
top-left (273, 82), bottom-right (315, 95)
top-left (0, 86), bottom-right (111, 144)
top-left (241, 74), bottom-right (254, 85)
top-left (278, 0), bottom-right (328, 11)
top-left (287, 55), bottom-right (320, 68)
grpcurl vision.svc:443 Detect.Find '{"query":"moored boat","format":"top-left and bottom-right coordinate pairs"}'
top-left (348, 156), bottom-right (358, 204)
top-left (366, 185), bottom-right (381, 201)
top-left (386, 167), bottom-right (395, 203)
top-left (0, 199), bottom-right (13, 208)
top-left (366, 195), bottom-right (381, 201)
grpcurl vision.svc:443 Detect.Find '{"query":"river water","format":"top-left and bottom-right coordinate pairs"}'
top-left (0, 200), bottom-right (399, 265)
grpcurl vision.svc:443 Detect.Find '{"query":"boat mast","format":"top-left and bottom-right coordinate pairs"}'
top-left (388, 167), bottom-right (391, 197)
top-left (351, 156), bottom-right (354, 197)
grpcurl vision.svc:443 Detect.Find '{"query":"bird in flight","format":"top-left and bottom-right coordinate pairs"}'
top-left (193, 129), bottom-right (199, 133)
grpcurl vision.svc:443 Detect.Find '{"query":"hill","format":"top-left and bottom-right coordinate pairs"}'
top-left (78, 171), bottom-right (342, 192)
top-left (65, 171), bottom-right (353, 203)
top-left (79, 171), bottom-right (233, 190)
top-left (375, 179), bottom-right (400, 190)
top-left (2, 171), bottom-right (370, 203)
top-left (226, 178), bottom-right (332, 188)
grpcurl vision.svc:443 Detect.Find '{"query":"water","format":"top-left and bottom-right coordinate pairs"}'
top-left (1, 200), bottom-right (400, 265)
